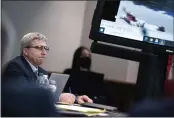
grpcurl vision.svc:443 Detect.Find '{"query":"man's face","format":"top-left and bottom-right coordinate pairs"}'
top-left (23, 39), bottom-right (49, 66)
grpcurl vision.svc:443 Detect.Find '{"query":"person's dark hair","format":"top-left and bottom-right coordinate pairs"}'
top-left (72, 46), bottom-right (91, 70)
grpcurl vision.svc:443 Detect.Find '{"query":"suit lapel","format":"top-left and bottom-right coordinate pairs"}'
top-left (20, 55), bottom-right (38, 80)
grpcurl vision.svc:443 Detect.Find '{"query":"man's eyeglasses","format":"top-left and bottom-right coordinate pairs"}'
top-left (26, 45), bottom-right (50, 52)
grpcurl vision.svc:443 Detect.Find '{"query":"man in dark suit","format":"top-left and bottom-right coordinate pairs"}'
top-left (1, 15), bottom-right (61, 117)
top-left (3, 54), bottom-right (48, 84)
top-left (2, 32), bottom-right (93, 110)
top-left (2, 80), bottom-right (60, 117)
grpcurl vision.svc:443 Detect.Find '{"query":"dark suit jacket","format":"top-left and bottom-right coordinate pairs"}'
top-left (2, 55), bottom-right (48, 84)
top-left (2, 81), bottom-right (60, 117)
top-left (1, 55), bottom-right (60, 117)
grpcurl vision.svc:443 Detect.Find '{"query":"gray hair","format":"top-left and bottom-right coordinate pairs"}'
top-left (20, 32), bottom-right (48, 54)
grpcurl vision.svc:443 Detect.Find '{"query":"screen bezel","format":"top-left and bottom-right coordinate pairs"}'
top-left (89, 0), bottom-right (174, 53)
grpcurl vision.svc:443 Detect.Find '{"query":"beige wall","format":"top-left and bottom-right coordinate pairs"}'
top-left (2, 1), bottom-right (86, 72)
top-left (2, 1), bottom-right (139, 82)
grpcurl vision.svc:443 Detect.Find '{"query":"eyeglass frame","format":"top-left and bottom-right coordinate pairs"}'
top-left (25, 45), bottom-right (50, 52)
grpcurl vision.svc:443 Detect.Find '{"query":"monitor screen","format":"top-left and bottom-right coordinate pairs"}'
top-left (90, 0), bottom-right (174, 53)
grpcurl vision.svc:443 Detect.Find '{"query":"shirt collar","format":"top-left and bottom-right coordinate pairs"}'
top-left (24, 57), bottom-right (38, 73)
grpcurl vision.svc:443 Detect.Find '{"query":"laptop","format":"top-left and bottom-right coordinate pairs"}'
top-left (49, 73), bottom-right (69, 102)
top-left (67, 70), bottom-right (105, 96)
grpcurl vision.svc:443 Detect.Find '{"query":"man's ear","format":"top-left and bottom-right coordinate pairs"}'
top-left (23, 48), bottom-right (28, 56)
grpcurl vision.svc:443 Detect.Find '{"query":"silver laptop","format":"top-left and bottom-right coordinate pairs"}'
top-left (49, 73), bottom-right (69, 102)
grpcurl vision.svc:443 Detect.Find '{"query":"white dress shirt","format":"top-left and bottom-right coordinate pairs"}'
top-left (24, 57), bottom-right (38, 74)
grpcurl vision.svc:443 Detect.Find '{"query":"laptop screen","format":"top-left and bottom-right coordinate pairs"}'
top-left (49, 73), bottom-right (69, 102)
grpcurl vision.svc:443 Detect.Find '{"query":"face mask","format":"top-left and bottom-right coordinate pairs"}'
top-left (80, 57), bottom-right (91, 70)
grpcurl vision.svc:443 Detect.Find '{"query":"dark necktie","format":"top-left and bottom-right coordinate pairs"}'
top-left (34, 70), bottom-right (38, 77)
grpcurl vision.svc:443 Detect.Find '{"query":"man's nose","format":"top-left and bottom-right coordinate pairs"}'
top-left (41, 49), bottom-right (47, 55)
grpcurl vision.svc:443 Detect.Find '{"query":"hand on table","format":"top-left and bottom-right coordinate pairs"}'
top-left (76, 95), bottom-right (93, 104)
top-left (59, 93), bottom-right (76, 104)
top-left (59, 93), bottom-right (93, 105)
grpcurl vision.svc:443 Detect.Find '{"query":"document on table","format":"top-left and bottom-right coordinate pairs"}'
top-left (55, 104), bottom-right (106, 116)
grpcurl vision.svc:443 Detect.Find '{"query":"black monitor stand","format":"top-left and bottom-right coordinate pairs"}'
top-left (90, 42), bottom-right (169, 102)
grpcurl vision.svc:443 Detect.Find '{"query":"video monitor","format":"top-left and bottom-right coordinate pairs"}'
top-left (89, 0), bottom-right (174, 53)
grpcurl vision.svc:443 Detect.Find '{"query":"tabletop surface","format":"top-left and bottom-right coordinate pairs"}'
top-left (55, 103), bottom-right (127, 117)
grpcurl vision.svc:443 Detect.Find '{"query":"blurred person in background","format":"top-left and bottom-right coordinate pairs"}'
top-left (64, 46), bottom-right (92, 73)
top-left (64, 46), bottom-right (92, 96)
top-left (63, 46), bottom-right (108, 104)
top-left (63, 46), bottom-right (92, 94)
